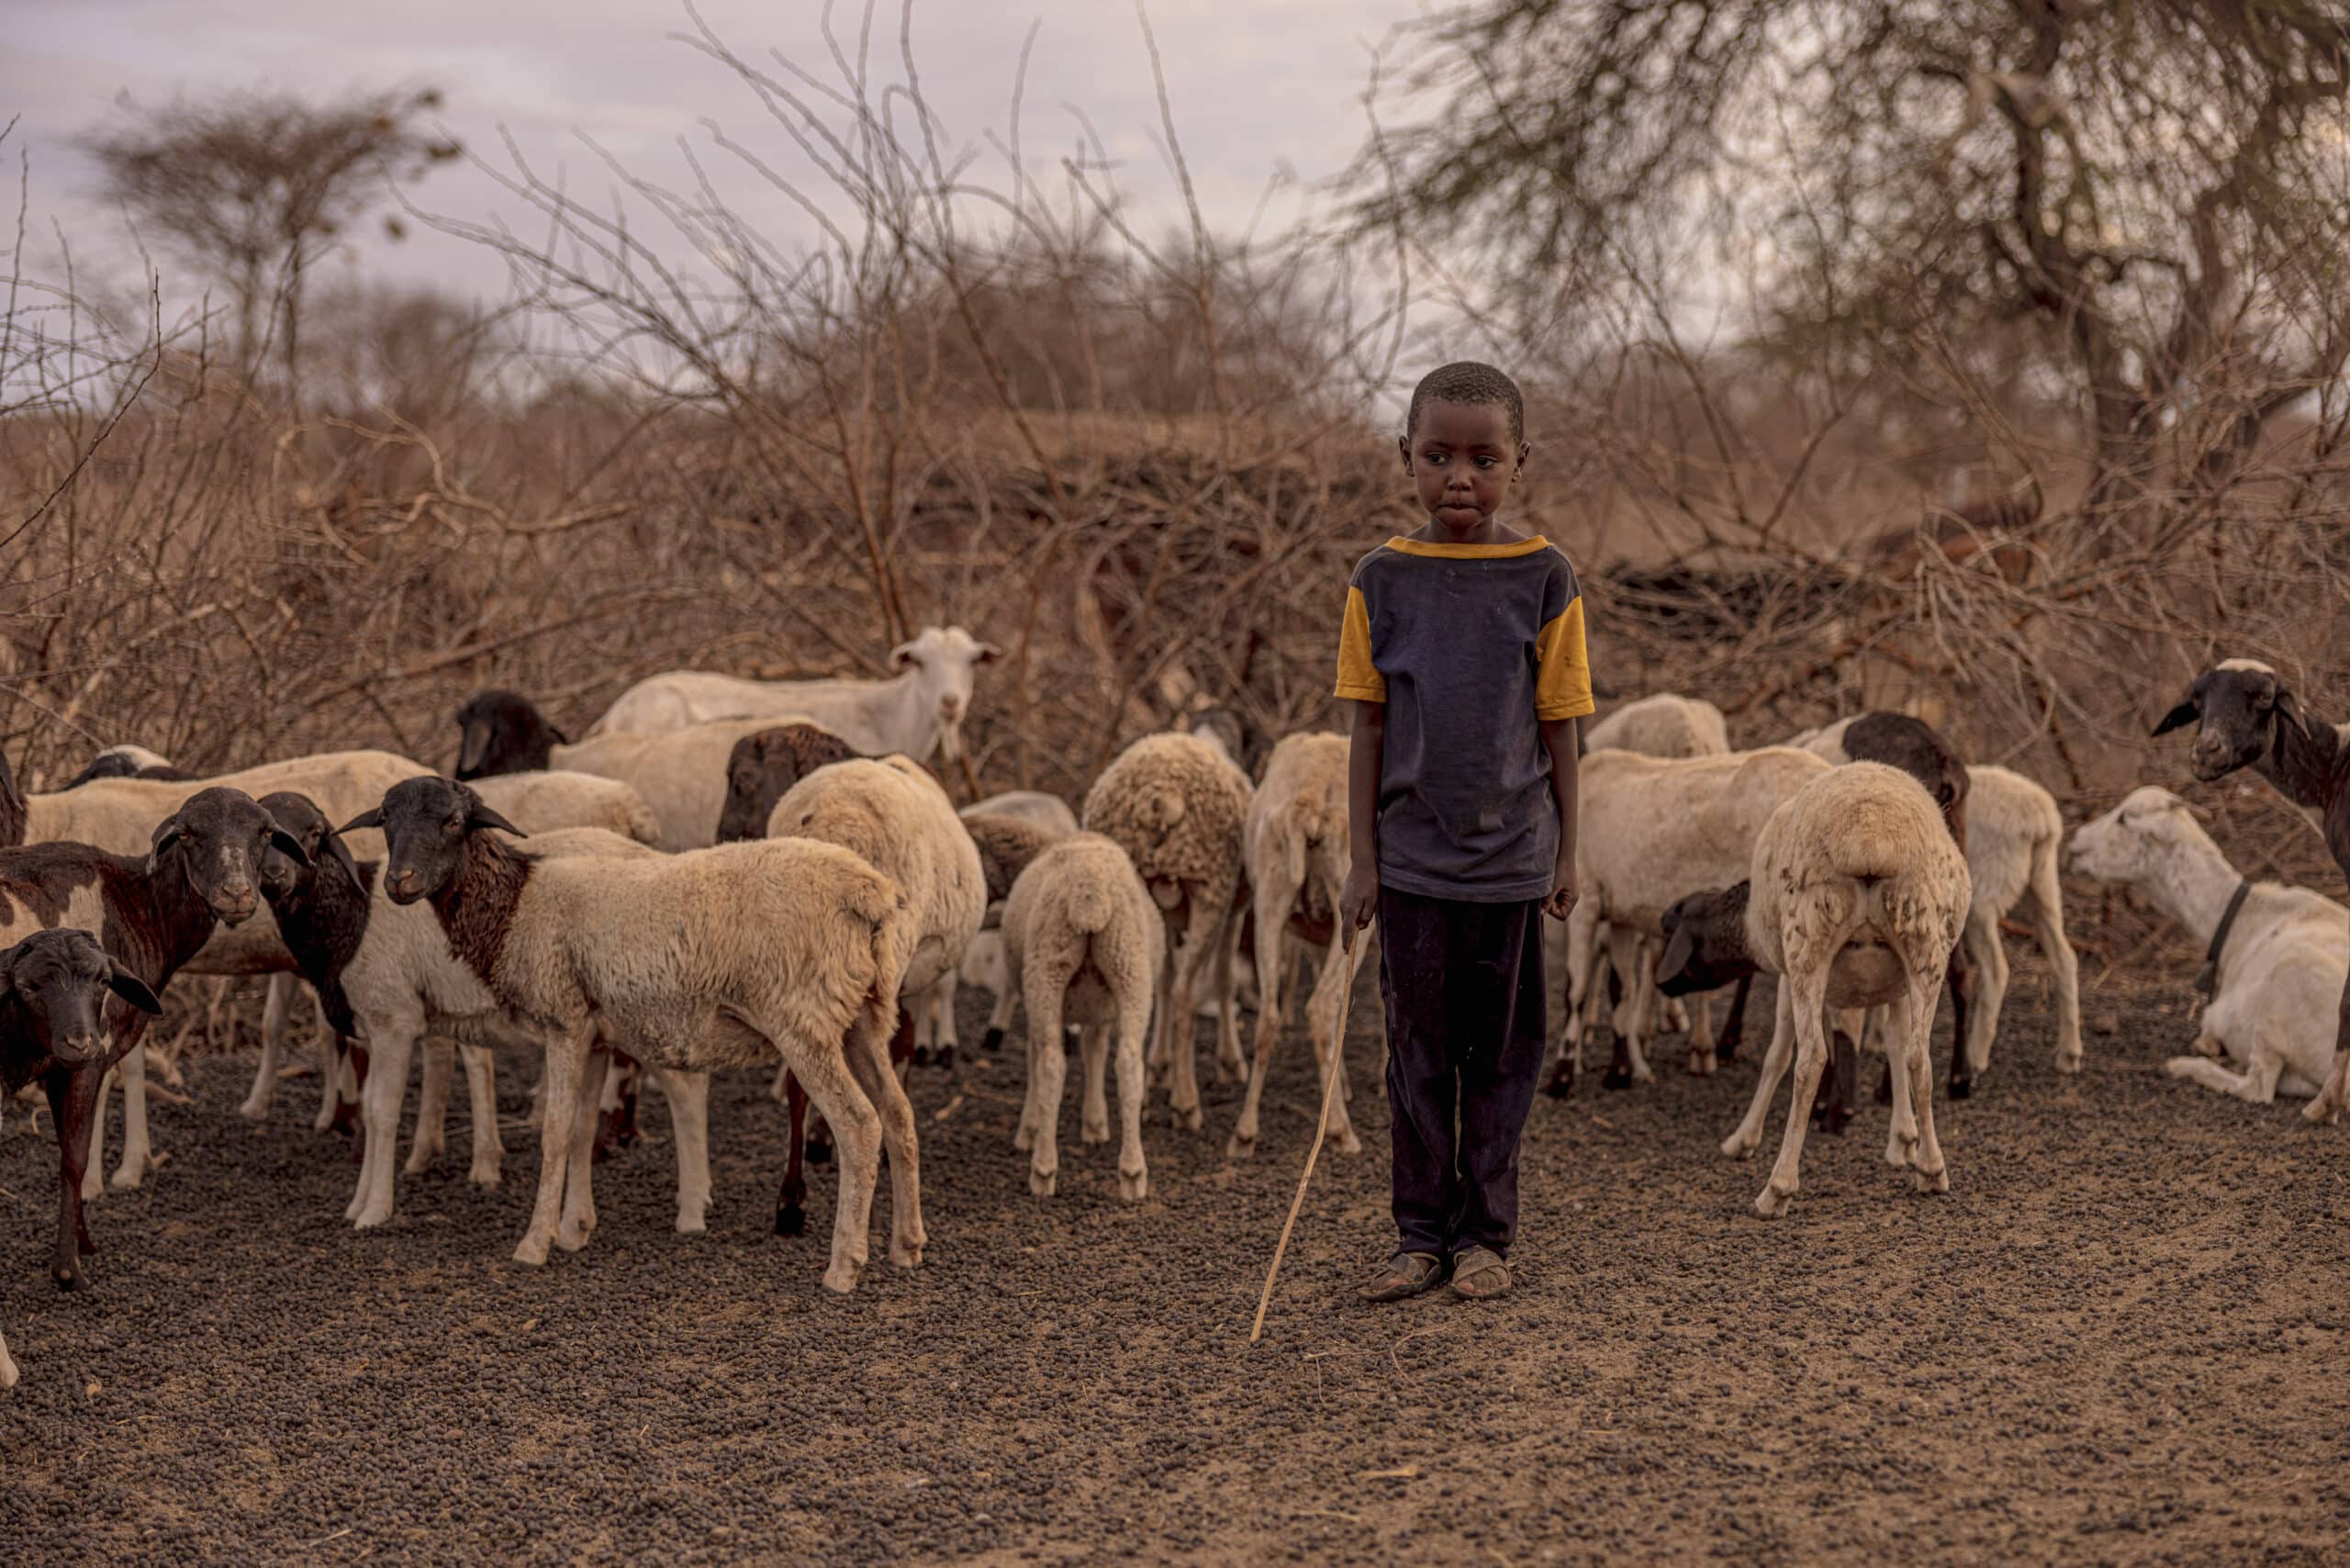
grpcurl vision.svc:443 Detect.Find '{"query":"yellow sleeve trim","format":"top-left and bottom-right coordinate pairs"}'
top-left (1334, 585), bottom-right (1386, 701)
top-left (1534, 596), bottom-right (1595, 720)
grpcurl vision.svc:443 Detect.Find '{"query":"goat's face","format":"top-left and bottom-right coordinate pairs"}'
top-left (151, 787), bottom-right (308, 927)
top-left (890, 625), bottom-right (1000, 764)
top-left (2, 928), bottom-right (162, 1069)
top-left (2154, 662), bottom-right (2297, 783)
top-left (2067, 787), bottom-right (2203, 887)
top-left (349, 778), bottom-right (525, 905)
top-left (453, 689), bottom-right (563, 780)
top-left (257, 790), bottom-right (361, 904)
top-left (1654, 883), bottom-right (1759, 997)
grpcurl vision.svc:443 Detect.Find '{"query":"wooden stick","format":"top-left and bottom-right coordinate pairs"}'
top-left (1249, 941), bottom-right (1358, 1343)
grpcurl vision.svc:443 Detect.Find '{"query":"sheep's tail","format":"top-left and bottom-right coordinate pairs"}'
top-left (621, 795), bottom-right (662, 847)
top-left (1136, 786), bottom-right (1188, 838)
top-left (1065, 876), bottom-right (1116, 936)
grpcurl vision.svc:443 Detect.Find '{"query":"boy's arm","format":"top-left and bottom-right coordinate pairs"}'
top-left (1539, 717), bottom-right (1580, 921)
top-left (1340, 700), bottom-right (1384, 946)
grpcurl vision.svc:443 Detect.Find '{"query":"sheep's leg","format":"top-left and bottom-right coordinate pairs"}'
top-left (593, 1051), bottom-right (642, 1163)
top-left (1164, 899), bottom-right (1217, 1131)
top-left (1605, 925), bottom-right (1655, 1087)
top-left (1228, 868), bottom-right (1301, 1158)
top-left (1547, 901), bottom-right (1598, 1097)
top-left (1080, 1025), bottom-right (1111, 1144)
top-left (1114, 981), bottom-right (1151, 1201)
top-left (846, 995), bottom-right (923, 1268)
top-left (1212, 902), bottom-right (1248, 1085)
top-left (778, 1073), bottom-right (812, 1237)
top-left (1904, 969), bottom-right (1950, 1193)
top-left (1809, 1012), bottom-right (1859, 1137)
top-left (769, 1059), bottom-right (792, 1103)
top-left (79, 1064), bottom-right (112, 1204)
top-left (111, 1045), bottom-right (151, 1189)
top-left (333, 1042), bottom-right (368, 1159)
top-left (515, 1025), bottom-right (592, 1267)
top-left (556, 1047), bottom-right (610, 1252)
top-left (931, 968), bottom-right (963, 1069)
top-left (659, 1069), bottom-right (711, 1234)
top-left (2025, 853), bottom-right (2083, 1072)
top-left (1942, 935), bottom-right (1975, 1099)
top-left (778, 1036), bottom-right (882, 1294)
top-left (2312, 975), bottom-right (2350, 1125)
top-left (408, 1038), bottom-right (453, 1174)
top-left (47, 1067), bottom-right (98, 1291)
top-left (1724, 984), bottom-right (1797, 1159)
top-left (351, 1021), bottom-right (421, 1227)
top-left (0, 1320), bottom-right (15, 1390)
top-left (241, 974), bottom-right (293, 1121)
top-left (1308, 916), bottom-right (1371, 1158)
top-left (1681, 980), bottom-right (1716, 1076)
top-left (1961, 908), bottom-right (2009, 1081)
top-left (1884, 1002), bottom-right (1921, 1170)
top-left (1026, 966), bottom-right (1070, 1197)
top-left (463, 1046), bottom-right (503, 1187)
top-left (1147, 932), bottom-right (1176, 1085)
top-left (1755, 969), bottom-right (1832, 1217)
top-left (1714, 972), bottom-right (1755, 1064)
top-left (980, 968), bottom-right (1019, 1055)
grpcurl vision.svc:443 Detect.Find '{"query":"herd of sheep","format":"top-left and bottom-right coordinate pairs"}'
top-left (1, 627), bottom-right (2345, 1392)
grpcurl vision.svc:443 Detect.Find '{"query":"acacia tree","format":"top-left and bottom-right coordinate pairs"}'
top-left (1361, 1), bottom-right (2350, 554)
top-left (83, 86), bottom-right (460, 407)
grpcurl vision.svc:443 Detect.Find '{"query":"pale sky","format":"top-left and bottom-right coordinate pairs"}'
top-left (4, 0), bottom-right (1433, 314)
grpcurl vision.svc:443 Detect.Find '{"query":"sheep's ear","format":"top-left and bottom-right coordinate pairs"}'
top-left (550, 722), bottom-right (571, 745)
top-left (150, 815), bottom-right (185, 862)
top-left (2277, 689), bottom-right (2311, 735)
top-left (267, 825), bottom-right (313, 868)
top-left (318, 825), bottom-right (362, 889)
top-left (335, 806), bottom-right (385, 836)
top-left (2151, 699), bottom-right (2199, 737)
top-left (106, 962), bottom-right (163, 1016)
top-left (1655, 924), bottom-right (1697, 989)
top-left (465, 801), bottom-right (528, 838)
top-left (973, 642), bottom-right (1003, 665)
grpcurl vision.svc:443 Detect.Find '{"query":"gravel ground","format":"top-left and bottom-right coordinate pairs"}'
top-left (5, 958), bottom-right (2350, 1564)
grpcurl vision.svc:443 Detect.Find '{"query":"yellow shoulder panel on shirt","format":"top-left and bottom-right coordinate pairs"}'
top-left (1334, 584), bottom-right (1387, 701)
top-left (1534, 596), bottom-right (1595, 721)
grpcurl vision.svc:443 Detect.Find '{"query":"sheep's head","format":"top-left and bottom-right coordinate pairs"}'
top-left (1654, 882), bottom-right (1759, 997)
top-left (453, 689), bottom-right (565, 780)
top-left (151, 787), bottom-right (310, 928)
top-left (1, 928), bottom-right (161, 1069)
top-left (343, 777), bottom-right (526, 905)
top-left (768, 762), bottom-right (891, 865)
top-left (257, 790), bottom-right (362, 905)
top-left (890, 625), bottom-right (1000, 764)
top-left (2067, 787), bottom-right (2208, 887)
top-left (2154, 661), bottom-right (2307, 784)
top-left (719, 723), bottom-right (859, 844)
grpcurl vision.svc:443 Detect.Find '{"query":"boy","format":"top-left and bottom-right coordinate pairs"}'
top-left (1335, 361), bottom-right (1590, 1304)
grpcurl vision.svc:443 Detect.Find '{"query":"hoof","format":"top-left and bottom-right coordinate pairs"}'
top-left (1543, 1061), bottom-right (1576, 1099)
top-left (1175, 1105), bottom-right (1204, 1133)
top-left (821, 1263), bottom-right (859, 1295)
top-left (1687, 1049), bottom-right (1715, 1078)
top-left (1714, 1040), bottom-right (1740, 1066)
top-left (1118, 1169), bottom-right (1149, 1202)
top-left (2164, 1057), bottom-right (2199, 1080)
top-left (2054, 1051), bottom-right (2083, 1074)
top-left (1885, 1136), bottom-right (1918, 1169)
top-left (352, 1204), bottom-right (393, 1230)
top-left (1947, 1077), bottom-right (1973, 1102)
top-left (676, 1210), bottom-right (707, 1236)
top-left (1333, 1130), bottom-right (1363, 1157)
top-left (981, 1027), bottom-right (1005, 1054)
top-left (1752, 1184), bottom-right (1794, 1218)
top-left (1915, 1166), bottom-right (1950, 1194)
top-left (775, 1204), bottom-right (807, 1238)
top-left (2304, 1097), bottom-right (2341, 1126)
top-left (468, 1165), bottom-right (502, 1190)
top-left (911, 1045), bottom-right (935, 1069)
top-left (933, 1047), bottom-right (956, 1071)
top-left (109, 1165), bottom-right (144, 1192)
top-left (1029, 1169), bottom-right (1058, 1198)
top-left (806, 1136), bottom-right (834, 1166)
top-left (1225, 1131), bottom-right (1257, 1160)
top-left (556, 1218), bottom-right (595, 1253)
top-left (1720, 1132), bottom-right (1756, 1161)
top-left (1808, 1103), bottom-right (1852, 1137)
top-left (1081, 1120), bottom-right (1109, 1145)
top-left (1601, 1067), bottom-right (1633, 1092)
top-left (51, 1265), bottom-right (90, 1293)
top-left (236, 1096), bottom-right (271, 1123)
top-left (890, 1238), bottom-right (923, 1269)
top-left (512, 1236), bottom-right (552, 1268)
top-left (1013, 1125), bottom-right (1035, 1153)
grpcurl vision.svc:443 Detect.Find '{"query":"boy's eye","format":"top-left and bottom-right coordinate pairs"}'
top-left (1474, 456), bottom-right (1498, 468)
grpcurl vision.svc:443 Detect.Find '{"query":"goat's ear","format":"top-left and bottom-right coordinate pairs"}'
top-left (973, 642), bottom-right (1003, 665)
top-left (150, 815), bottom-right (185, 862)
top-left (890, 641), bottom-right (919, 668)
top-left (465, 801), bottom-right (528, 838)
top-left (1656, 924), bottom-right (1697, 989)
top-left (267, 825), bottom-right (313, 868)
top-left (2277, 689), bottom-right (2311, 735)
top-left (106, 962), bottom-right (164, 1016)
top-left (2151, 699), bottom-right (2199, 737)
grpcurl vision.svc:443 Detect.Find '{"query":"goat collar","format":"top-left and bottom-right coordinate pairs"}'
top-left (2192, 879), bottom-right (2253, 997)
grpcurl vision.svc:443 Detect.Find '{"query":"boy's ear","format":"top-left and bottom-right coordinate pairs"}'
top-left (1396, 433), bottom-right (1413, 472)
top-left (1515, 440), bottom-right (1531, 482)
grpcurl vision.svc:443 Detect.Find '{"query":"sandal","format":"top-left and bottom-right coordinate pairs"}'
top-left (1359, 1251), bottom-right (1447, 1303)
top-left (1448, 1246), bottom-right (1511, 1301)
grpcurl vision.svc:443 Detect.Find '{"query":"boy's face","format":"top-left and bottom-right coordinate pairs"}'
top-left (1398, 399), bottom-right (1528, 537)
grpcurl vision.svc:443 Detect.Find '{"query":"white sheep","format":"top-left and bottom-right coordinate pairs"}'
top-left (1958, 766), bottom-right (2082, 1077)
top-left (1003, 833), bottom-right (1165, 1200)
top-left (965, 790), bottom-right (1080, 836)
top-left (1661, 764), bottom-right (1972, 1215)
top-left (2069, 787), bottom-right (2345, 1104)
top-left (586, 624), bottom-right (1001, 766)
top-left (1081, 733), bottom-right (1253, 1130)
top-left (359, 778), bottom-right (919, 1292)
top-left (536, 717), bottom-right (822, 852)
top-left (1227, 733), bottom-right (1373, 1159)
top-left (1558, 746), bottom-right (1831, 1090)
top-left (1583, 693), bottom-right (1731, 758)
top-left (950, 809), bottom-right (1074, 1064)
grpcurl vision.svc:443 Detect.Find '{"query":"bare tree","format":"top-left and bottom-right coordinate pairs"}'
top-left (82, 86), bottom-right (460, 406)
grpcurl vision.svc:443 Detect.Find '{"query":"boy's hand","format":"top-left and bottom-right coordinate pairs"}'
top-left (1339, 862), bottom-right (1379, 949)
top-left (1542, 855), bottom-right (1579, 922)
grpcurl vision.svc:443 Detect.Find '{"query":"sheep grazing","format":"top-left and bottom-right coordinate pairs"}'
top-left (1655, 764), bottom-right (1971, 1216)
top-left (1582, 694), bottom-right (1731, 759)
top-left (1957, 767), bottom-right (2082, 1080)
top-left (454, 689), bottom-right (567, 779)
top-left (1550, 745), bottom-right (1831, 1095)
top-left (0, 928), bottom-right (163, 1389)
top-left (258, 791), bottom-right (714, 1236)
top-left (764, 756), bottom-right (982, 1235)
top-left (0, 788), bottom-right (306, 1289)
top-left (2154, 659), bottom-right (2350, 1114)
top-left (583, 625), bottom-right (1002, 767)
top-left (1003, 834), bottom-right (1164, 1199)
top-left (714, 722), bottom-right (865, 846)
top-left (1228, 733), bottom-right (1371, 1159)
top-left (352, 778), bottom-right (915, 1291)
top-left (1186, 705), bottom-right (1268, 779)
top-left (2069, 788), bottom-right (2345, 1105)
top-left (1081, 732), bottom-right (1253, 1130)
top-left (959, 811), bottom-right (1069, 1056)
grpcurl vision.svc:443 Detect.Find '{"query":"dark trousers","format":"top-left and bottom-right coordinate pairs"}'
top-left (1377, 886), bottom-right (1547, 1260)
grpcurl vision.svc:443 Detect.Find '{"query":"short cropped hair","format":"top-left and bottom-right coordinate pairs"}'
top-left (1404, 361), bottom-right (1525, 447)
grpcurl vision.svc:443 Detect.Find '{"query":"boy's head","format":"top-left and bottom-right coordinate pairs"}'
top-left (1398, 361), bottom-right (1528, 532)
